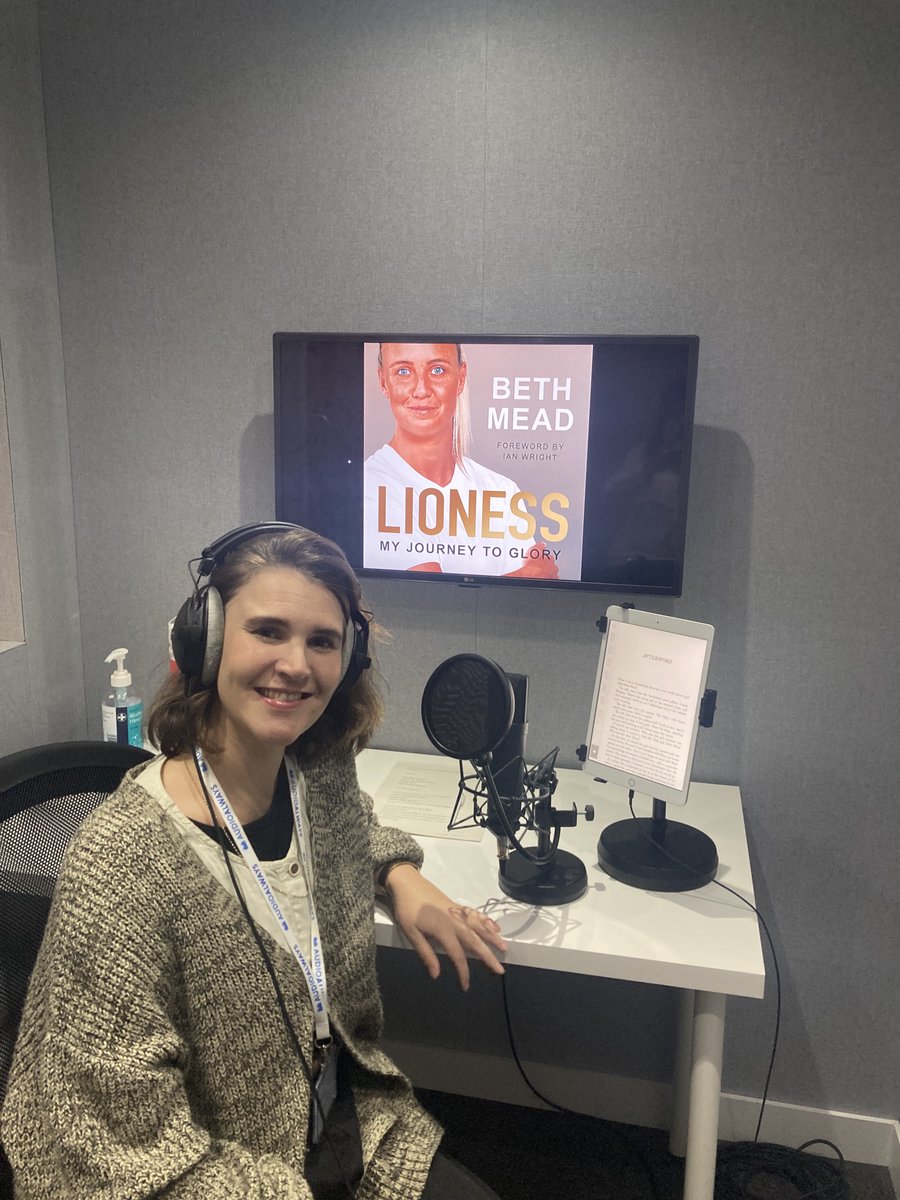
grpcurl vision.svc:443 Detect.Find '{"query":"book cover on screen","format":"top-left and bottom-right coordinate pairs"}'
top-left (362, 341), bottom-right (594, 582)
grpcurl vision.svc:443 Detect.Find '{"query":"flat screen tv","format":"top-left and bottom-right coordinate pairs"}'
top-left (274, 333), bottom-right (698, 594)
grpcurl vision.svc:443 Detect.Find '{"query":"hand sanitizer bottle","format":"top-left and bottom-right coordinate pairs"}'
top-left (101, 648), bottom-right (143, 747)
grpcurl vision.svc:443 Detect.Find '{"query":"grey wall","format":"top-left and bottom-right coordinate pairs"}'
top-left (0, 0), bottom-right (86, 755)
top-left (19, 0), bottom-right (900, 1119)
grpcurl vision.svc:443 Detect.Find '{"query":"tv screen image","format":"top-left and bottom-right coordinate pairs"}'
top-left (274, 333), bottom-right (698, 595)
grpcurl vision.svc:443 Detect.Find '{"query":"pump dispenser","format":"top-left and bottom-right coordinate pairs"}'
top-left (101, 647), bottom-right (143, 747)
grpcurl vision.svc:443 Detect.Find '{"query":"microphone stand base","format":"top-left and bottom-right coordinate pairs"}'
top-left (498, 848), bottom-right (587, 906)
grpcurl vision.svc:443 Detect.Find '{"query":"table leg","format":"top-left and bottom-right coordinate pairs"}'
top-left (669, 988), bottom-right (695, 1157)
top-left (682, 991), bottom-right (726, 1200)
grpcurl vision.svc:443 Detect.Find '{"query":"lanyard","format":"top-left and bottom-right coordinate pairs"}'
top-left (192, 746), bottom-right (331, 1050)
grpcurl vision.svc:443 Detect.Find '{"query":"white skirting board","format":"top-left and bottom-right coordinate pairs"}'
top-left (384, 1038), bottom-right (900, 1189)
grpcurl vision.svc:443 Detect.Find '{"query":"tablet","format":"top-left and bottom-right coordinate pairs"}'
top-left (583, 606), bottom-right (715, 806)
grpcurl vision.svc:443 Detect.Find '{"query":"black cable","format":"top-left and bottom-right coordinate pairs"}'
top-left (624, 791), bottom-right (851, 1199)
top-left (626, 790), bottom-right (781, 1143)
top-left (499, 971), bottom-right (661, 1200)
top-left (192, 754), bottom-right (355, 1200)
top-left (715, 1138), bottom-right (849, 1199)
top-left (456, 756), bottom-right (562, 867)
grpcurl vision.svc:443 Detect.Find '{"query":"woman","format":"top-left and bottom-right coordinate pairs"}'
top-left (1, 523), bottom-right (506, 1198)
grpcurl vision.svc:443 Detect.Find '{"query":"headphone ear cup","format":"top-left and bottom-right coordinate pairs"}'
top-left (339, 617), bottom-right (355, 684)
top-left (336, 614), bottom-right (371, 694)
top-left (171, 587), bottom-right (224, 692)
top-left (171, 593), bottom-right (207, 687)
top-left (200, 587), bottom-right (224, 687)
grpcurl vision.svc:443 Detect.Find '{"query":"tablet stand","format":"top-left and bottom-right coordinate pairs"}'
top-left (596, 796), bottom-right (718, 892)
top-left (579, 687), bottom-right (720, 893)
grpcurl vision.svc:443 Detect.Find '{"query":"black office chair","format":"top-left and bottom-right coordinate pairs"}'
top-left (0, 740), bottom-right (152, 1197)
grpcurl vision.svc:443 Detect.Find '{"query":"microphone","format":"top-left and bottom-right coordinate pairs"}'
top-left (421, 654), bottom-right (592, 905)
top-left (483, 671), bottom-right (526, 846)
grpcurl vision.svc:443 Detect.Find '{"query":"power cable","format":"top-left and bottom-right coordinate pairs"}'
top-left (499, 971), bottom-right (661, 1200)
top-left (626, 792), bottom-right (850, 1199)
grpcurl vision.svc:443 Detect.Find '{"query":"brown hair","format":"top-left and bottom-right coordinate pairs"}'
top-left (147, 527), bottom-right (382, 764)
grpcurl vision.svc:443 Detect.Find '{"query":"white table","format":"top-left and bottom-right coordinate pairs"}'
top-left (358, 748), bottom-right (765, 1200)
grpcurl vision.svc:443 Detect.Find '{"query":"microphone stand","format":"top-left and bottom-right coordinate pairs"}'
top-left (421, 654), bottom-right (594, 907)
top-left (481, 752), bottom-right (593, 906)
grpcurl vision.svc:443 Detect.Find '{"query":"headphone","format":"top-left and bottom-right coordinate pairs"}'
top-left (171, 522), bottom-right (371, 696)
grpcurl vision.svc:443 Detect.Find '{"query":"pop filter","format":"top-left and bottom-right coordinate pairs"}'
top-left (421, 654), bottom-right (513, 761)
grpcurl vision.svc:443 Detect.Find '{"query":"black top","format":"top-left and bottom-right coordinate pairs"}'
top-left (191, 764), bottom-right (294, 860)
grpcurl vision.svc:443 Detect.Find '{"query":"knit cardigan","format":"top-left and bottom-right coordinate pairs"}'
top-left (1, 750), bottom-right (443, 1199)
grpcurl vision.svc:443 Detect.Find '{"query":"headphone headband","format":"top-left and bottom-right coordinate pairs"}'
top-left (196, 522), bottom-right (307, 580)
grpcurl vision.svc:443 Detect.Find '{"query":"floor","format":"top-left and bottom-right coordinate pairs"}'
top-left (417, 1089), bottom-right (896, 1200)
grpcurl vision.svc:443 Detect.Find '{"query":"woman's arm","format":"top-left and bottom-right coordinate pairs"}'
top-left (354, 760), bottom-right (508, 989)
top-left (357, 781), bottom-right (425, 884)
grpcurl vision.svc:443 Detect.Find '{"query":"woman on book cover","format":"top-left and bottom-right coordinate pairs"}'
top-left (363, 342), bottom-right (559, 579)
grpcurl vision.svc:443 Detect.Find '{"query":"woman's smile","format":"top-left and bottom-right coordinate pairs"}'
top-left (255, 686), bottom-right (312, 708)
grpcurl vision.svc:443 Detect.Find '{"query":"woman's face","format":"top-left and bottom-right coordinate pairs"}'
top-left (378, 342), bottom-right (466, 443)
top-left (211, 566), bottom-right (346, 755)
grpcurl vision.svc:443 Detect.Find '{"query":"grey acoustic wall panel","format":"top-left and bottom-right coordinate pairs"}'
top-left (0, 0), bottom-right (86, 754)
top-left (33, 0), bottom-right (900, 1120)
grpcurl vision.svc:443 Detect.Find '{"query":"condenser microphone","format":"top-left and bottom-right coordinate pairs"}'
top-left (422, 653), bottom-right (592, 906)
top-left (485, 672), bottom-right (528, 842)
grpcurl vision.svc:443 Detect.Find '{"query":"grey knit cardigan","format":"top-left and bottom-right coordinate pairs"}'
top-left (1, 750), bottom-right (443, 1198)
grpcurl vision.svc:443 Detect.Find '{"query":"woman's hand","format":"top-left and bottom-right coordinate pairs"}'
top-left (383, 864), bottom-right (508, 991)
